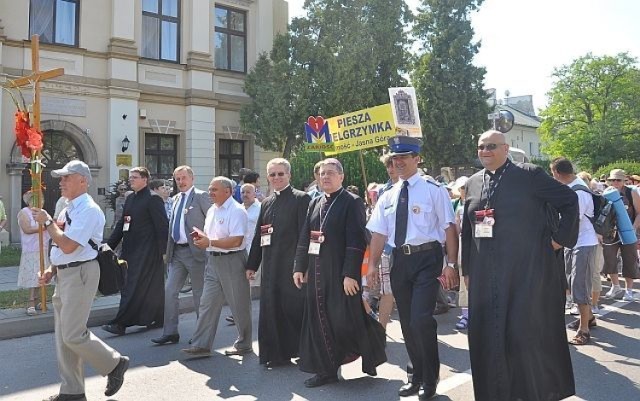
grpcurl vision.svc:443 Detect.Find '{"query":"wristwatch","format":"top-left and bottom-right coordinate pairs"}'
top-left (43, 219), bottom-right (54, 228)
top-left (447, 262), bottom-right (458, 269)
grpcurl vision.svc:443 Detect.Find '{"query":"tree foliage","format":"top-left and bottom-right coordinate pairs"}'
top-left (240, 0), bottom-right (413, 158)
top-left (412, 0), bottom-right (490, 173)
top-left (539, 53), bottom-right (640, 171)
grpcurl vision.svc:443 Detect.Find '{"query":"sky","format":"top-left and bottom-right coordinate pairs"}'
top-left (286, 0), bottom-right (640, 114)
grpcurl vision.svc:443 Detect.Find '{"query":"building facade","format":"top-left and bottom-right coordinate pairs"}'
top-left (0, 0), bottom-right (287, 241)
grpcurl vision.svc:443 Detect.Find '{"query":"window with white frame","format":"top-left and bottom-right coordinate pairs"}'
top-left (142, 0), bottom-right (180, 62)
top-left (214, 5), bottom-right (247, 72)
top-left (29, 0), bottom-right (79, 46)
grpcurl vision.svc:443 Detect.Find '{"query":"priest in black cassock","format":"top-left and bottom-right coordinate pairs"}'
top-left (246, 157), bottom-right (310, 367)
top-left (461, 130), bottom-right (579, 401)
top-left (293, 158), bottom-right (386, 388)
top-left (103, 167), bottom-right (169, 335)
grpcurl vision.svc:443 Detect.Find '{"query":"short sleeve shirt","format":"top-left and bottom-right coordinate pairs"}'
top-left (204, 196), bottom-right (248, 252)
top-left (51, 193), bottom-right (105, 265)
top-left (367, 172), bottom-right (455, 246)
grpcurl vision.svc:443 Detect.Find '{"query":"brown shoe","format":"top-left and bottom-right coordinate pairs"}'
top-left (182, 347), bottom-right (212, 357)
top-left (224, 347), bottom-right (253, 356)
top-left (569, 330), bottom-right (590, 345)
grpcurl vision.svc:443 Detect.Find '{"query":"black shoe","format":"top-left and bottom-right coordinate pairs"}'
top-left (265, 359), bottom-right (293, 368)
top-left (105, 356), bottom-right (129, 396)
top-left (102, 324), bottom-right (126, 335)
top-left (418, 378), bottom-right (439, 400)
top-left (151, 334), bottom-right (180, 345)
top-left (304, 374), bottom-right (338, 388)
top-left (398, 382), bottom-right (421, 397)
top-left (43, 394), bottom-right (86, 401)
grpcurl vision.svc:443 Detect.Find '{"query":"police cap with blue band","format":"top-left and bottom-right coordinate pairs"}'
top-left (388, 135), bottom-right (423, 156)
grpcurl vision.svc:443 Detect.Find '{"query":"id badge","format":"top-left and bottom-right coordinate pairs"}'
top-left (260, 224), bottom-right (273, 247)
top-left (308, 230), bottom-right (324, 255)
top-left (123, 216), bottom-right (131, 232)
top-left (475, 222), bottom-right (493, 238)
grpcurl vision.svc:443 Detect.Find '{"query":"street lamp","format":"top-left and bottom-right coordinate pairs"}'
top-left (121, 135), bottom-right (130, 152)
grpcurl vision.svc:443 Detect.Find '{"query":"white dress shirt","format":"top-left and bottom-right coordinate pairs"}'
top-left (204, 196), bottom-right (248, 252)
top-left (51, 193), bottom-right (105, 265)
top-left (367, 172), bottom-right (455, 247)
top-left (171, 186), bottom-right (194, 244)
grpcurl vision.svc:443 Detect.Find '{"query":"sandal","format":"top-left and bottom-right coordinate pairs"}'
top-left (26, 306), bottom-right (37, 316)
top-left (569, 330), bottom-right (590, 345)
top-left (455, 316), bottom-right (469, 330)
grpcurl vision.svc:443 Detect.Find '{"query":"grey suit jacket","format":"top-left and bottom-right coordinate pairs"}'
top-left (166, 187), bottom-right (212, 263)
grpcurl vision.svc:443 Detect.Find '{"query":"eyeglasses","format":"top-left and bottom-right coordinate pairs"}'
top-left (477, 143), bottom-right (505, 151)
top-left (607, 178), bottom-right (623, 182)
top-left (129, 175), bottom-right (142, 180)
top-left (268, 172), bottom-right (286, 177)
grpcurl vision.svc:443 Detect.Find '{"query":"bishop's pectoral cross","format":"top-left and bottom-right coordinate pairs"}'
top-left (8, 35), bottom-right (64, 312)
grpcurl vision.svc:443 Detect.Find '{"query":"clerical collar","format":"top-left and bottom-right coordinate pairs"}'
top-left (486, 159), bottom-right (511, 176)
top-left (324, 188), bottom-right (344, 199)
top-left (274, 185), bottom-right (291, 196)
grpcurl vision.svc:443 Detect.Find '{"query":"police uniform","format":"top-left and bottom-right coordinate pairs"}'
top-left (367, 136), bottom-right (455, 395)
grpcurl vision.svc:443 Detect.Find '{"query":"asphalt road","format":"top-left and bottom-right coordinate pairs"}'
top-left (0, 291), bottom-right (638, 401)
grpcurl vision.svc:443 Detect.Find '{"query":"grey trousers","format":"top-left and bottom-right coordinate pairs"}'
top-left (163, 246), bottom-right (205, 336)
top-left (565, 245), bottom-right (597, 305)
top-left (53, 260), bottom-right (120, 394)
top-left (191, 251), bottom-right (252, 351)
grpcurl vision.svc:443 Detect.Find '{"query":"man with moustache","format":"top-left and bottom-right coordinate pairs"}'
top-left (246, 158), bottom-right (310, 368)
top-left (461, 130), bottom-right (579, 401)
top-left (34, 160), bottom-right (128, 400)
top-left (367, 136), bottom-right (459, 400)
top-left (181, 176), bottom-right (251, 357)
top-left (152, 166), bottom-right (212, 345)
top-left (103, 167), bottom-right (168, 335)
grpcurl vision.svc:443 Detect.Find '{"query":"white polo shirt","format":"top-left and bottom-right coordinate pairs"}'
top-left (51, 193), bottom-right (105, 265)
top-left (204, 195), bottom-right (248, 252)
top-left (367, 172), bottom-right (455, 246)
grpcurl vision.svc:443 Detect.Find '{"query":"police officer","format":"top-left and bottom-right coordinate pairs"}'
top-left (367, 136), bottom-right (459, 400)
top-left (35, 160), bottom-right (129, 401)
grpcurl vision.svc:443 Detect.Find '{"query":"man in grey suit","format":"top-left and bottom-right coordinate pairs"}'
top-left (152, 165), bottom-right (212, 345)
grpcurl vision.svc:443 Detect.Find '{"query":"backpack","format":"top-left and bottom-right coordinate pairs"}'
top-left (571, 184), bottom-right (616, 238)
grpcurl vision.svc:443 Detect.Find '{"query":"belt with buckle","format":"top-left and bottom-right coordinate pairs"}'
top-left (175, 243), bottom-right (190, 247)
top-left (398, 241), bottom-right (439, 256)
top-left (56, 258), bottom-right (97, 270)
top-left (208, 249), bottom-right (242, 257)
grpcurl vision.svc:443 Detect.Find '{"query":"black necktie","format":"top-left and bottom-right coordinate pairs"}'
top-left (395, 181), bottom-right (409, 248)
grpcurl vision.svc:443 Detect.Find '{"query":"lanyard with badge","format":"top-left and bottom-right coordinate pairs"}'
top-left (309, 189), bottom-right (344, 255)
top-left (475, 162), bottom-right (510, 238)
top-left (260, 194), bottom-right (284, 247)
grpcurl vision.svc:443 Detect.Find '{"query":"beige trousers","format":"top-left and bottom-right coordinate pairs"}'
top-left (53, 260), bottom-right (120, 394)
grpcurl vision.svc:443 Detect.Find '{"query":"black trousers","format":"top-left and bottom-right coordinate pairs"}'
top-left (391, 246), bottom-right (443, 386)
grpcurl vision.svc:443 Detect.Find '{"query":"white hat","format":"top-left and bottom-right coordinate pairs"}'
top-left (52, 160), bottom-right (92, 183)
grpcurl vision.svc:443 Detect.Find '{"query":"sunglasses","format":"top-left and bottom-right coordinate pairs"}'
top-left (607, 178), bottom-right (623, 182)
top-left (477, 143), bottom-right (505, 151)
top-left (268, 172), bottom-right (286, 177)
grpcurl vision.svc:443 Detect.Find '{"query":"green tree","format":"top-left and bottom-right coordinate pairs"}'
top-left (540, 53), bottom-right (640, 171)
top-left (412, 0), bottom-right (490, 173)
top-left (240, 0), bottom-right (413, 158)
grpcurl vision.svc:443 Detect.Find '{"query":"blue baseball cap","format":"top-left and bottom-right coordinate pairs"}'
top-left (388, 135), bottom-right (423, 156)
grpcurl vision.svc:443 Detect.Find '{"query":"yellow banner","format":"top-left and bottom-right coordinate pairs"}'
top-left (325, 104), bottom-right (396, 155)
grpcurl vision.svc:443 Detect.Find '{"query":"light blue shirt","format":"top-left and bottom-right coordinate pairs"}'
top-left (367, 172), bottom-right (455, 246)
top-left (51, 193), bottom-right (105, 265)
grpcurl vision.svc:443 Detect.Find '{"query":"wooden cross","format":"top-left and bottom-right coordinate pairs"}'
top-left (8, 35), bottom-right (64, 313)
top-left (8, 35), bottom-right (64, 130)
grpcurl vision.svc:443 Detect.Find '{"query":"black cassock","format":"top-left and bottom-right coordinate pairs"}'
top-left (246, 186), bottom-right (311, 365)
top-left (294, 189), bottom-right (386, 377)
top-left (461, 162), bottom-right (579, 401)
top-left (108, 187), bottom-right (168, 327)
